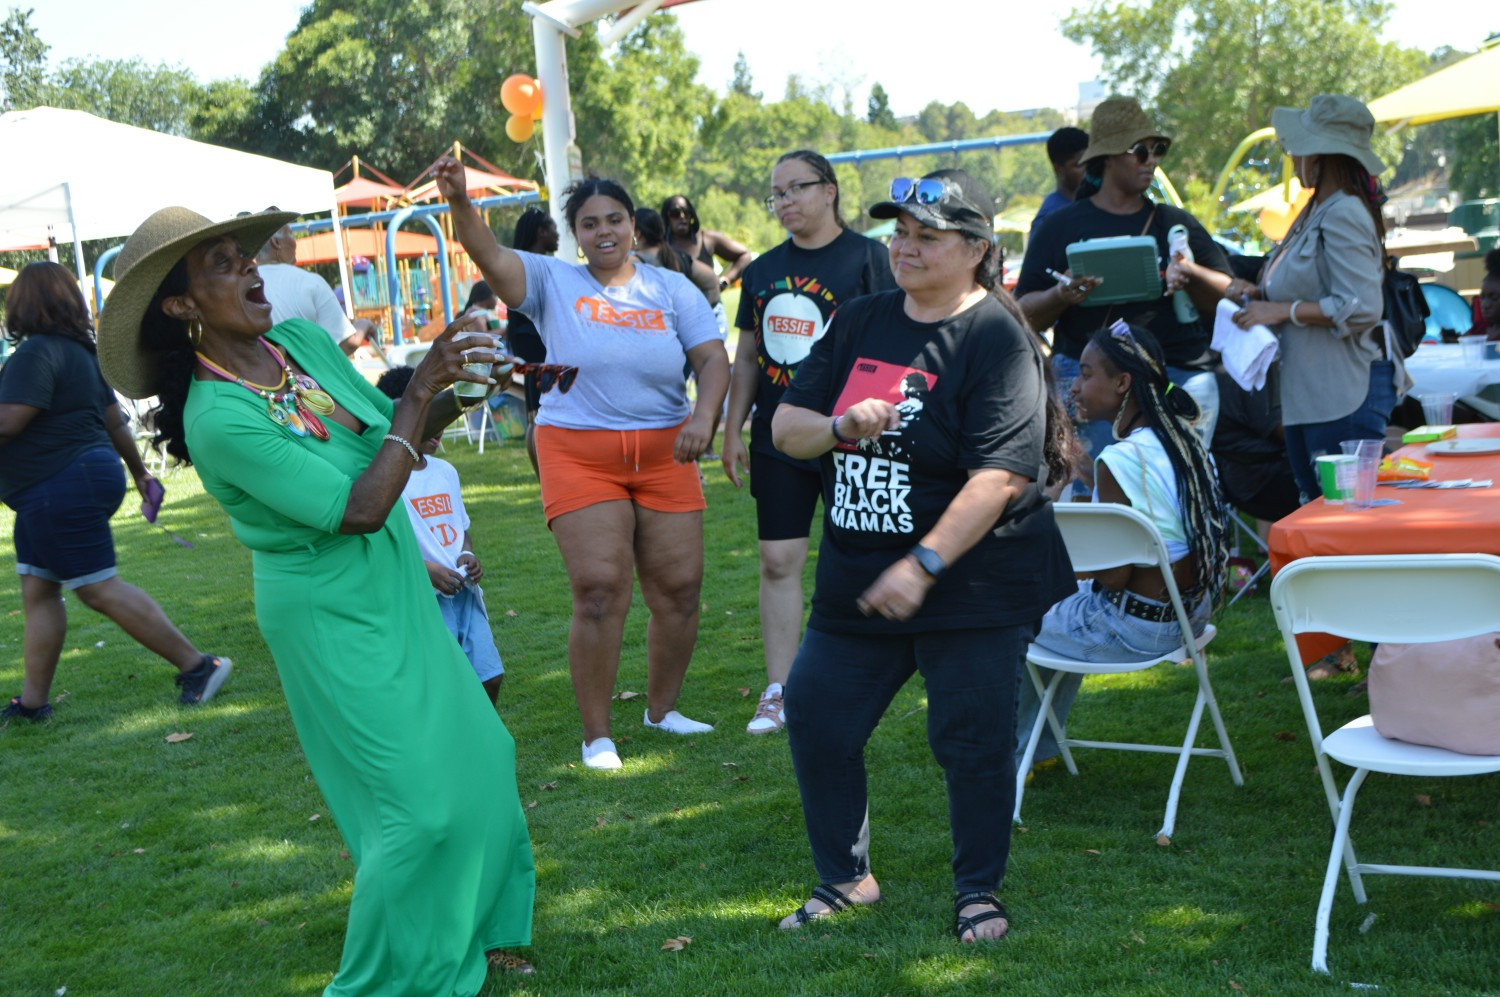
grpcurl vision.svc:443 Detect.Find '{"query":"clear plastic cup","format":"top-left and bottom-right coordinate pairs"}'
top-left (1340, 439), bottom-right (1382, 510)
top-left (1461, 334), bottom-right (1486, 365)
top-left (1419, 391), bottom-right (1455, 426)
top-left (452, 329), bottom-right (497, 400)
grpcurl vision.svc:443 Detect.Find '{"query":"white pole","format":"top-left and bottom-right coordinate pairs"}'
top-left (329, 188), bottom-right (354, 319)
top-left (532, 12), bottom-right (581, 262)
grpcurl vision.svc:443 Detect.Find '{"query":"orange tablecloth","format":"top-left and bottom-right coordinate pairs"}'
top-left (1268, 423), bottom-right (1500, 663)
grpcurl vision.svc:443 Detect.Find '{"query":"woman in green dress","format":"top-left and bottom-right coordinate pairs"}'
top-left (97, 207), bottom-right (535, 996)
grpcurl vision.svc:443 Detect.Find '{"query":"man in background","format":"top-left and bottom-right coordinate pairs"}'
top-left (252, 208), bottom-right (366, 355)
top-left (1030, 127), bottom-right (1089, 235)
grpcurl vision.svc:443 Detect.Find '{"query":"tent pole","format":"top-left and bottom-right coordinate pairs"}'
top-left (329, 189), bottom-right (354, 320)
top-left (61, 182), bottom-right (91, 312)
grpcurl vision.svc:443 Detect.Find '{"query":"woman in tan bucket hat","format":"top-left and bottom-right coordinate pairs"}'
top-left (97, 206), bottom-right (536, 992)
top-left (1017, 96), bottom-right (1233, 486)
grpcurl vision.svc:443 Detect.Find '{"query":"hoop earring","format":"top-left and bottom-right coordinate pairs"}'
top-left (188, 319), bottom-right (203, 346)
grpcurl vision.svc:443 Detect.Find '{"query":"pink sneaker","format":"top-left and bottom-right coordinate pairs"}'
top-left (746, 690), bottom-right (785, 734)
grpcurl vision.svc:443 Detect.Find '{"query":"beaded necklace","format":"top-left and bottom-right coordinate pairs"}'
top-left (196, 339), bottom-right (337, 441)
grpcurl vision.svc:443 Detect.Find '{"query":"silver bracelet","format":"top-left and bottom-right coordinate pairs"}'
top-left (383, 434), bottom-right (420, 463)
top-left (459, 550), bottom-right (474, 558)
top-left (1289, 300), bottom-right (1307, 327)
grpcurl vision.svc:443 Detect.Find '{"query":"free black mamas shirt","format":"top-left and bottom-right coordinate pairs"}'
top-left (735, 228), bottom-right (894, 468)
top-left (780, 290), bottom-right (1075, 635)
top-left (1016, 197), bottom-right (1230, 366)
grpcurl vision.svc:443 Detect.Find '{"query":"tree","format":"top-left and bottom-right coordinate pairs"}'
top-left (0, 6), bottom-right (48, 111)
top-left (1062, 0), bottom-right (1427, 188)
top-left (48, 58), bottom-right (200, 135)
top-left (866, 82), bottom-right (896, 130)
top-left (729, 50), bottom-right (758, 99)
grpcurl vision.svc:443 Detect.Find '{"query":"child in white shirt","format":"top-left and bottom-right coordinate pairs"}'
top-left (378, 367), bottom-right (505, 703)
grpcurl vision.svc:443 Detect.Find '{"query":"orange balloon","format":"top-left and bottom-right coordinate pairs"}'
top-left (500, 74), bottom-right (538, 116)
top-left (530, 79), bottom-right (544, 119)
top-left (505, 113), bottom-right (535, 143)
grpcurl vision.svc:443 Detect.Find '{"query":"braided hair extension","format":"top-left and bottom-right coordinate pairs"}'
top-left (1091, 322), bottom-right (1228, 603)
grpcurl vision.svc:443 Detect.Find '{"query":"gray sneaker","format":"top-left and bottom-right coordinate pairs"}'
top-left (176, 656), bottom-right (233, 705)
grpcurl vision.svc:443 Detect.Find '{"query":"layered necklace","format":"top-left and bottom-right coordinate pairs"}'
top-left (196, 339), bottom-right (337, 441)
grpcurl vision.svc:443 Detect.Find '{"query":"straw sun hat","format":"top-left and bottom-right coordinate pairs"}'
top-left (1079, 96), bottom-right (1171, 163)
top-left (98, 206), bottom-right (297, 398)
top-left (1272, 94), bottom-right (1386, 177)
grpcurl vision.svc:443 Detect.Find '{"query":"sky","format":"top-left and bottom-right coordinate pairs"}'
top-left (27, 0), bottom-right (1492, 119)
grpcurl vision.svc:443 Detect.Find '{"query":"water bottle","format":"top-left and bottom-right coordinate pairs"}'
top-left (1167, 224), bottom-right (1198, 324)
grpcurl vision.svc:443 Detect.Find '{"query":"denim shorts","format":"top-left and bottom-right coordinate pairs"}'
top-left (436, 584), bottom-right (504, 682)
top-left (9, 445), bottom-right (125, 589)
top-left (1033, 579), bottom-right (1208, 662)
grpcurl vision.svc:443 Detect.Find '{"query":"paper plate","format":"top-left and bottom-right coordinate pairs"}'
top-left (1425, 438), bottom-right (1500, 456)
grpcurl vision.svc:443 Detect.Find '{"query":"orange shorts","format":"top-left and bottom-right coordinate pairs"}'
top-left (535, 422), bottom-right (706, 524)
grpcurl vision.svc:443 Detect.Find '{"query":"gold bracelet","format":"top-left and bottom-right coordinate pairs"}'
top-left (383, 434), bottom-right (419, 463)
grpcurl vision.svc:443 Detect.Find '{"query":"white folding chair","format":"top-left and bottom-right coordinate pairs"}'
top-left (1222, 511), bottom-right (1270, 610)
top-left (1014, 504), bottom-right (1242, 842)
top-left (1269, 554), bottom-right (1500, 973)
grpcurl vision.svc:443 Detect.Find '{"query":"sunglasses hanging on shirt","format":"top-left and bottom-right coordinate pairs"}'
top-left (510, 362), bottom-right (580, 395)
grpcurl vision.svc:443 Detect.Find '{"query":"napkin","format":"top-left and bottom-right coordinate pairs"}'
top-left (1212, 299), bottom-right (1278, 392)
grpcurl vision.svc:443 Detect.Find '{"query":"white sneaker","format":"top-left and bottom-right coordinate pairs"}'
top-left (581, 737), bottom-right (622, 770)
top-left (746, 689), bottom-right (785, 734)
top-left (642, 709), bottom-right (714, 735)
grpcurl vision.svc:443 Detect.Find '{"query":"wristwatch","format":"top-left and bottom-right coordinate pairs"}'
top-left (908, 544), bottom-right (947, 580)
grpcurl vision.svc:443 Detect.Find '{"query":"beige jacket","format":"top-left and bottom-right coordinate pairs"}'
top-left (1260, 190), bottom-right (1385, 426)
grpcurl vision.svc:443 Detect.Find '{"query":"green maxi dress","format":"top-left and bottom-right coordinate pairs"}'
top-left (184, 319), bottom-right (534, 996)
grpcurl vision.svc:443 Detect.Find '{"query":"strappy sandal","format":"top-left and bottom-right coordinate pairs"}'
top-left (953, 891), bottom-right (1009, 943)
top-left (486, 950), bottom-right (535, 975)
top-left (782, 883), bottom-right (866, 930)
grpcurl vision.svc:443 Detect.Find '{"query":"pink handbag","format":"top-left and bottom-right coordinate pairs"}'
top-left (1368, 634), bottom-right (1500, 755)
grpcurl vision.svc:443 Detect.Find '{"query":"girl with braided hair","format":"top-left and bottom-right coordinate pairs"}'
top-left (1015, 321), bottom-right (1228, 772)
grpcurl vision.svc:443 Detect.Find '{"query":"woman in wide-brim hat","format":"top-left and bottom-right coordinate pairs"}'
top-left (1016, 96), bottom-right (1234, 493)
top-left (1220, 95), bottom-right (1393, 514)
top-left (97, 205), bottom-right (536, 992)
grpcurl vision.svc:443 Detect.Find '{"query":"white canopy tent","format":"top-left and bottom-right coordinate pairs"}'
top-left (0, 107), bottom-right (350, 314)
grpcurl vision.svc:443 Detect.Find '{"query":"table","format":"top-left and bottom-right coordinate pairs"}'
top-left (1402, 342), bottom-right (1500, 401)
top-left (1268, 423), bottom-right (1500, 663)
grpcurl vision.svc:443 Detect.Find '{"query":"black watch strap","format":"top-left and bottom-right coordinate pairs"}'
top-left (908, 544), bottom-right (946, 580)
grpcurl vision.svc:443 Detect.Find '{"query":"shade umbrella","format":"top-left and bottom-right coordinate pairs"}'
top-left (1367, 44), bottom-right (1500, 127)
top-left (335, 176), bottom-right (406, 210)
top-left (405, 166), bottom-right (537, 203)
top-left (295, 229), bottom-right (440, 266)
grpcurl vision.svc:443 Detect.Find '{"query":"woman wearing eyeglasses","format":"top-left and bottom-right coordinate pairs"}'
top-left (1016, 96), bottom-right (1232, 467)
top-left (771, 170), bottom-right (1075, 943)
top-left (437, 157), bottom-right (730, 772)
top-left (722, 149), bottom-right (895, 736)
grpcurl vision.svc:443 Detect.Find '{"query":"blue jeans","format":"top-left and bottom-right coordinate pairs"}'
top-left (436, 584), bottom-right (504, 682)
top-left (785, 624), bottom-right (1033, 893)
top-left (1014, 580), bottom-right (1209, 769)
top-left (10, 445), bottom-right (125, 589)
top-left (1284, 360), bottom-right (1396, 503)
top-left (1052, 356), bottom-right (1219, 497)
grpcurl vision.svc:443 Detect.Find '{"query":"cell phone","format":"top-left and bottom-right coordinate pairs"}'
top-left (141, 478), bottom-right (165, 523)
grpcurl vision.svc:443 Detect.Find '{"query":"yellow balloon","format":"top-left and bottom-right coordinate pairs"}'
top-left (506, 113), bottom-right (534, 143)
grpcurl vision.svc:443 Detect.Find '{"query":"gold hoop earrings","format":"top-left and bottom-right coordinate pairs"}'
top-left (188, 319), bottom-right (203, 346)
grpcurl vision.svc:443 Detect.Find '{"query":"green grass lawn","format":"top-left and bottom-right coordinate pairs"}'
top-left (1, 437), bottom-right (1496, 995)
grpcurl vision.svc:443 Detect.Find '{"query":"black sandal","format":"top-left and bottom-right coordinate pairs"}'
top-left (953, 891), bottom-right (1008, 942)
top-left (784, 883), bottom-right (862, 930)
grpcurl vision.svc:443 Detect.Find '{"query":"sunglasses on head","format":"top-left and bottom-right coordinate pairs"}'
top-left (889, 177), bottom-right (947, 206)
top-left (511, 362), bottom-right (579, 395)
top-left (1108, 319), bottom-right (1136, 343)
top-left (1126, 140), bottom-right (1169, 164)
top-left (664, 205), bottom-right (691, 218)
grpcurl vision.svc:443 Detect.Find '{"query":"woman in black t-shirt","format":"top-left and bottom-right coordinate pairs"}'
top-left (772, 170), bottom-right (1075, 944)
top-left (0, 263), bottom-right (230, 722)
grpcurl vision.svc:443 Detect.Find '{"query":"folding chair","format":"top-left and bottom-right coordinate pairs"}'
top-left (1269, 554), bottom-right (1500, 973)
top-left (1223, 511), bottom-right (1270, 610)
top-left (1014, 504), bottom-right (1243, 842)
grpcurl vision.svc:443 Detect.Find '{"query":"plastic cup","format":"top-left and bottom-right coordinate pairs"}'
top-left (1460, 334), bottom-right (1486, 365)
top-left (1419, 392), bottom-right (1455, 426)
top-left (1316, 454), bottom-right (1356, 504)
top-left (452, 329), bottom-right (497, 400)
top-left (1340, 440), bottom-right (1382, 510)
